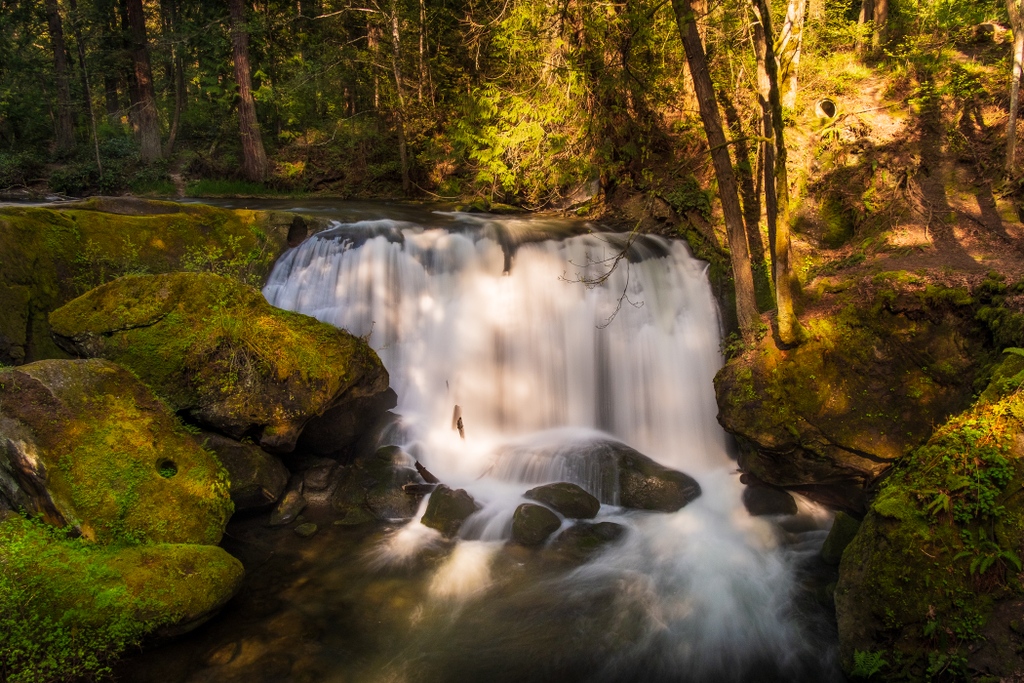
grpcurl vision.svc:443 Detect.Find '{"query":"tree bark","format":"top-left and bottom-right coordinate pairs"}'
top-left (44, 0), bottom-right (76, 155)
top-left (67, 0), bottom-right (102, 173)
top-left (752, 0), bottom-right (805, 346)
top-left (778, 0), bottom-right (807, 109)
top-left (1008, 0), bottom-right (1024, 171)
top-left (856, 0), bottom-right (873, 54)
top-left (162, 0), bottom-right (185, 156)
top-left (671, 0), bottom-right (759, 338)
top-left (872, 0), bottom-right (889, 50)
top-left (390, 0), bottom-right (412, 195)
top-left (229, 0), bottom-right (269, 182)
top-left (125, 0), bottom-right (161, 162)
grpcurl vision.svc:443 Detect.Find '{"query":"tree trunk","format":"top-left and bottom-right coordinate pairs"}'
top-left (418, 0), bottom-right (426, 104)
top-left (163, 0), bottom-right (184, 156)
top-left (1008, 1), bottom-right (1024, 171)
top-left (872, 0), bottom-right (889, 50)
top-left (44, 0), bottom-right (76, 155)
top-left (229, 0), bottom-right (269, 182)
top-left (752, 9), bottom-right (778, 277)
top-left (67, 0), bottom-right (102, 173)
top-left (125, 0), bottom-right (161, 162)
top-left (778, 0), bottom-right (807, 110)
top-left (671, 0), bottom-right (759, 338)
top-left (856, 0), bottom-right (873, 54)
top-left (390, 0), bottom-right (412, 195)
top-left (753, 0), bottom-right (805, 346)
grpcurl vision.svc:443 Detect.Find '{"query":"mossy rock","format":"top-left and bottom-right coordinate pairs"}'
top-left (524, 482), bottom-right (600, 519)
top-left (420, 485), bottom-right (480, 537)
top-left (49, 271), bottom-right (390, 453)
top-left (0, 359), bottom-right (232, 544)
top-left (511, 503), bottom-right (561, 546)
top-left (0, 515), bottom-right (244, 681)
top-left (549, 521), bottom-right (626, 561)
top-left (821, 511), bottom-right (860, 566)
top-left (194, 431), bottom-right (289, 511)
top-left (834, 379), bottom-right (1024, 680)
top-left (716, 280), bottom-right (987, 513)
top-left (616, 446), bottom-right (701, 512)
top-left (332, 445), bottom-right (422, 522)
top-left (0, 199), bottom-right (321, 365)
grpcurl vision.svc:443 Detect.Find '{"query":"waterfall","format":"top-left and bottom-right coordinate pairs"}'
top-left (263, 211), bottom-right (840, 683)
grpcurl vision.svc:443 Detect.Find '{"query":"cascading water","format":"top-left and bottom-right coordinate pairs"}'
top-left (262, 211), bottom-right (842, 683)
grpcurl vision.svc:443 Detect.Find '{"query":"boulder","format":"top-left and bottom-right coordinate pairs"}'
top-left (298, 387), bottom-right (399, 456)
top-left (550, 521), bottom-right (626, 560)
top-left (716, 279), bottom-right (986, 514)
top-left (195, 431), bottom-right (288, 511)
top-left (420, 485), bottom-right (480, 537)
top-left (615, 445), bottom-right (701, 512)
top-left (0, 359), bottom-right (232, 544)
top-left (511, 503), bottom-right (562, 546)
top-left (741, 483), bottom-right (798, 517)
top-left (332, 446), bottom-right (422, 522)
top-left (821, 511), bottom-right (860, 566)
top-left (49, 272), bottom-right (391, 453)
top-left (524, 482), bottom-right (600, 519)
top-left (270, 485), bottom-right (307, 527)
top-left (0, 200), bottom-right (324, 365)
top-left (0, 515), bottom-right (244, 679)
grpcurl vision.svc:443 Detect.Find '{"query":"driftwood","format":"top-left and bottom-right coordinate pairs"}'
top-left (415, 460), bottom-right (440, 484)
top-left (403, 483), bottom-right (438, 495)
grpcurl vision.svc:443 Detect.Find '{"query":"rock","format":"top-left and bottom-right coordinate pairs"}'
top-left (741, 483), bottom-right (798, 517)
top-left (420, 485), bottom-right (480, 537)
top-left (294, 522), bottom-right (318, 537)
top-left (715, 282), bottom-right (986, 514)
top-left (332, 445), bottom-right (422, 521)
top-left (550, 521), bottom-right (625, 560)
top-left (524, 482), bottom-right (600, 519)
top-left (298, 387), bottom-right (399, 457)
top-left (821, 511), bottom-right (860, 566)
top-left (511, 503), bottom-right (562, 546)
top-left (615, 446), bottom-right (701, 512)
top-left (0, 359), bottom-right (232, 544)
top-left (195, 431), bottom-right (288, 511)
top-left (303, 462), bottom-right (337, 492)
top-left (270, 488), bottom-right (307, 526)
top-left (49, 271), bottom-right (391, 453)
top-left (0, 200), bottom-right (325, 366)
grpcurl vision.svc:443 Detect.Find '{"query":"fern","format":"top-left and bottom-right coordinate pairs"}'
top-left (851, 649), bottom-right (888, 678)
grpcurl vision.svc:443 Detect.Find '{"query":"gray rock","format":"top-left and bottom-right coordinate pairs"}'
top-left (525, 482), bottom-right (600, 519)
top-left (511, 503), bottom-right (561, 546)
top-left (421, 485), bottom-right (480, 537)
top-left (270, 488), bottom-right (307, 526)
top-left (742, 484), bottom-right (798, 517)
top-left (821, 511), bottom-right (861, 565)
top-left (615, 446), bottom-right (701, 512)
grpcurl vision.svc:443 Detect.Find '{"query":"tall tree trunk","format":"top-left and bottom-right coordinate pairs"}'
top-left (67, 0), bottom-right (102, 173)
top-left (162, 0), bottom-right (184, 156)
top-left (871, 0), bottom-right (889, 50)
top-left (44, 0), bottom-right (76, 155)
top-left (125, 0), bottom-right (161, 162)
top-left (390, 0), bottom-right (411, 195)
top-left (671, 0), bottom-right (759, 338)
top-left (229, 0), bottom-right (269, 182)
top-left (752, 0), bottom-right (805, 346)
top-left (856, 0), bottom-right (873, 54)
top-left (1008, 0), bottom-right (1024, 171)
top-left (778, 0), bottom-right (807, 109)
top-left (418, 0), bottom-right (426, 104)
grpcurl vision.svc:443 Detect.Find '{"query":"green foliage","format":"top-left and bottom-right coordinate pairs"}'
top-left (181, 229), bottom-right (273, 287)
top-left (850, 649), bottom-right (888, 679)
top-left (953, 528), bottom-right (1022, 577)
top-left (0, 152), bottom-right (43, 188)
top-left (662, 176), bottom-right (713, 222)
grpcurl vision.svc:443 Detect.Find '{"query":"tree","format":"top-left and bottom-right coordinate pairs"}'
top-left (228, 0), bottom-right (269, 182)
top-left (671, 0), bottom-right (760, 338)
top-left (125, 0), bottom-right (162, 162)
top-left (752, 0), bottom-right (805, 346)
top-left (43, 0), bottom-right (75, 155)
top-left (778, 0), bottom-right (808, 109)
top-left (1008, 0), bottom-right (1024, 171)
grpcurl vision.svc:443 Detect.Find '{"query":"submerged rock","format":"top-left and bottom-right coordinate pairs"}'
top-left (820, 511), bottom-right (860, 566)
top-left (741, 482), bottom-right (798, 517)
top-left (270, 486), bottom-right (307, 527)
top-left (524, 482), bottom-right (600, 519)
top-left (550, 521), bottom-right (626, 560)
top-left (332, 445), bottom-right (422, 522)
top-left (421, 485), bottom-right (480, 537)
top-left (49, 272), bottom-right (391, 453)
top-left (294, 522), bottom-right (318, 538)
top-left (0, 359), bottom-right (232, 544)
top-left (195, 431), bottom-right (289, 511)
top-left (511, 503), bottom-right (561, 546)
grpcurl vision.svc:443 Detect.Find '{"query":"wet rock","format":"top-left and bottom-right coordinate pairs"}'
top-left (550, 521), bottom-right (625, 560)
top-left (525, 482), bottom-right (600, 519)
top-left (195, 431), bottom-right (289, 511)
top-left (333, 445), bottom-right (422, 522)
top-left (270, 487), bottom-right (307, 526)
top-left (821, 511), bottom-right (860, 566)
top-left (741, 483), bottom-right (798, 517)
top-left (511, 503), bottom-right (561, 546)
top-left (616, 446), bottom-right (701, 512)
top-left (294, 522), bottom-right (318, 537)
top-left (421, 485), bottom-right (480, 537)
top-left (303, 462), bottom-right (337, 492)
top-left (299, 387), bottom-right (399, 457)
top-left (0, 359), bottom-right (232, 544)
top-left (49, 271), bottom-right (391, 454)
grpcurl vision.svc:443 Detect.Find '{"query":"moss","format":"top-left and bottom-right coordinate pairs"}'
top-left (0, 359), bottom-right (233, 545)
top-left (49, 272), bottom-right (388, 453)
top-left (0, 515), bottom-right (243, 683)
top-left (0, 200), bottom-right (313, 365)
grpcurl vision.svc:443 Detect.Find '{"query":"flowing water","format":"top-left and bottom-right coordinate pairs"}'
top-left (257, 209), bottom-right (843, 682)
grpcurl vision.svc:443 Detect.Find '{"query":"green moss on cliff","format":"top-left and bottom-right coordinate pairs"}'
top-left (0, 515), bottom-right (243, 683)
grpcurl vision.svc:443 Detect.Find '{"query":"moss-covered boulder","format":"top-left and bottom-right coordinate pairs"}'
top-left (834, 366), bottom-right (1024, 679)
top-left (0, 199), bottom-right (321, 365)
top-left (49, 271), bottom-right (390, 453)
top-left (524, 482), bottom-right (600, 519)
top-left (511, 503), bottom-right (562, 546)
top-left (421, 485), bottom-right (480, 537)
top-left (821, 511), bottom-right (860, 566)
top-left (195, 431), bottom-right (289, 511)
top-left (0, 359), bottom-right (232, 544)
top-left (716, 278), bottom-right (986, 513)
top-left (616, 445), bottom-right (702, 512)
top-left (0, 515), bottom-right (244, 682)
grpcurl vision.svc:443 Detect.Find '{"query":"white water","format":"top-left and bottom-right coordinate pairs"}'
top-left (263, 212), bottom-right (839, 682)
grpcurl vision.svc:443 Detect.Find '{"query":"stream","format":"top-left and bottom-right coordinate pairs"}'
top-left (117, 202), bottom-right (844, 683)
